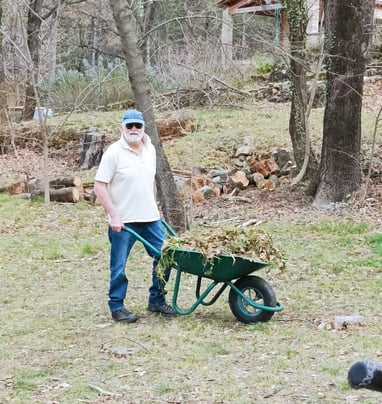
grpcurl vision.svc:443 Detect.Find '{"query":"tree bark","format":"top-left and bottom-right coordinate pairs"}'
top-left (22, 0), bottom-right (43, 121)
top-left (314, 0), bottom-right (374, 206)
top-left (79, 130), bottom-right (104, 170)
top-left (108, 0), bottom-right (187, 233)
top-left (0, 0), bottom-right (7, 126)
top-left (286, 0), bottom-right (318, 181)
top-left (141, 0), bottom-right (158, 67)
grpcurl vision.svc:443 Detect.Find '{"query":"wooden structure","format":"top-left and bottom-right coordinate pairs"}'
top-left (217, 0), bottom-right (382, 66)
top-left (375, 0), bottom-right (382, 45)
top-left (216, 0), bottom-right (289, 66)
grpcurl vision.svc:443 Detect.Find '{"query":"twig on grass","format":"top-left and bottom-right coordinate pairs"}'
top-left (52, 255), bottom-right (102, 263)
top-left (174, 62), bottom-right (251, 96)
top-left (100, 336), bottom-right (149, 352)
top-left (88, 384), bottom-right (122, 397)
top-left (203, 216), bottom-right (241, 227)
top-left (227, 195), bottom-right (252, 203)
top-left (240, 219), bottom-right (263, 228)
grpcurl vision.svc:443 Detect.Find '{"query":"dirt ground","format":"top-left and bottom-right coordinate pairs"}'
top-left (1, 146), bottom-right (381, 232)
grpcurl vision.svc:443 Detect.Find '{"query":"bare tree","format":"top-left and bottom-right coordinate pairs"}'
top-left (22, 0), bottom-right (43, 120)
top-left (139, 0), bottom-right (158, 67)
top-left (108, 0), bottom-right (186, 232)
top-left (286, 0), bottom-right (319, 184)
top-left (0, 0), bottom-right (7, 125)
top-left (313, 0), bottom-right (374, 206)
top-left (22, 0), bottom-right (75, 120)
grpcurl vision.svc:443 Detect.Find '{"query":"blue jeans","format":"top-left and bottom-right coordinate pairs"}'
top-left (107, 220), bottom-right (170, 312)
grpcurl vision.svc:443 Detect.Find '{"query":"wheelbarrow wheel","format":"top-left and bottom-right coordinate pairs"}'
top-left (229, 275), bottom-right (277, 323)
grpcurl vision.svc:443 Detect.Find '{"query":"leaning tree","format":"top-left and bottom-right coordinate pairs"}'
top-left (108, 0), bottom-right (187, 232)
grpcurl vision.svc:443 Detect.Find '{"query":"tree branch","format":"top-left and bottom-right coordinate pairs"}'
top-left (174, 62), bottom-right (250, 96)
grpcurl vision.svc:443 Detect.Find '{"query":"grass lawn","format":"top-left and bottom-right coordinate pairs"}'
top-left (1, 190), bottom-right (381, 403)
top-left (1, 99), bottom-right (382, 402)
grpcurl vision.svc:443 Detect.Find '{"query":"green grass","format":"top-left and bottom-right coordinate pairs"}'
top-left (38, 95), bottom-right (379, 175)
top-left (13, 369), bottom-right (51, 392)
top-left (367, 233), bottom-right (382, 255)
top-left (164, 106), bottom-right (295, 171)
top-left (162, 102), bottom-right (378, 173)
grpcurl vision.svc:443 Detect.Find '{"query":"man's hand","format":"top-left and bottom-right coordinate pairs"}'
top-left (94, 181), bottom-right (123, 232)
top-left (109, 214), bottom-right (123, 232)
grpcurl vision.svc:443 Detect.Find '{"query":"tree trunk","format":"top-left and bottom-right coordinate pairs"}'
top-left (286, 0), bottom-right (318, 181)
top-left (79, 130), bottom-right (104, 170)
top-left (0, 0), bottom-right (7, 126)
top-left (142, 0), bottom-right (157, 67)
top-left (22, 0), bottom-right (43, 121)
top-left (42, 132), bottom-right (50, 202)
top-left (108, 0), bottom-right (187, 233)
top-left (314, 0), bottom-right (374, 206)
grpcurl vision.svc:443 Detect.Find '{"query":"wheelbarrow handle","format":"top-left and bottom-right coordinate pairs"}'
top-left (121, 219), bottom-right (177, 258)
top-left (161, 219), bottom-right (177, 237)
top-left (121, 226), bottom-right (162, 258)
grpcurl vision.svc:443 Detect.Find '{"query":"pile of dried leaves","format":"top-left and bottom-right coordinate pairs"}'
top-left (159, 226), bottom-right (286, 272)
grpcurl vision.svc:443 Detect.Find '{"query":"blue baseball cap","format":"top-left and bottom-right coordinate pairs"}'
top-left (122, 109), bottom-right (145, 125)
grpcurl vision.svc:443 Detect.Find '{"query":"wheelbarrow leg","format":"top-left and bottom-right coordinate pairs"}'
top-left (171, 268), bottom-right (227, 315)
top-left (196, 276), bottom-right (228, 306)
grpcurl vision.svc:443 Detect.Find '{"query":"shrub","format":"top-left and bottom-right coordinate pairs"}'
top-left (39, 65), bottom-right (133, 112)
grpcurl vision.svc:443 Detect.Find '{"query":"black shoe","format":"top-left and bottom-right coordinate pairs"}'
top-left (111, 308), bottom-right (138, 323)
top-left (147, 303), bottom-right (177, 316)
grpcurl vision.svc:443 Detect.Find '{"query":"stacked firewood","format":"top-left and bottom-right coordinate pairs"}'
top-left (178, 145), bottom-right (294, 202)
top-left (179, 160), bottom-right (281, 202)
top-left (1, 176), bottom-right (83, 203)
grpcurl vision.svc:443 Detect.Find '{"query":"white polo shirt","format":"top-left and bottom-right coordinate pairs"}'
top-left (95, 133), bottom-right (160, 223)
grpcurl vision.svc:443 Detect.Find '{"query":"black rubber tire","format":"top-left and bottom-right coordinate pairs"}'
top-left (228, 276), bottom-right (277, 323)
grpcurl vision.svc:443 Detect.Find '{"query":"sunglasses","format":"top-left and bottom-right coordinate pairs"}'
top-left (125, 122), bottom-right (143, 129)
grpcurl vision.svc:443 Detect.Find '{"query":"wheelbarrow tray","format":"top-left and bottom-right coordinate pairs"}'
top-left (169, 247), bottom-right (269, 282)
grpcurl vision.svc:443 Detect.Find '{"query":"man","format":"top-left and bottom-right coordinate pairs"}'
top-left (94, 109), bottom-right (176, 323)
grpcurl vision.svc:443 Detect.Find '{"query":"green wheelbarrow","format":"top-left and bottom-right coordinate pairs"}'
top-left (123, 220), bottom-right (283, 324)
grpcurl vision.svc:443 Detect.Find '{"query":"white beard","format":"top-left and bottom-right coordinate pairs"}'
top-left (124, 132), bottom-right (144, 143)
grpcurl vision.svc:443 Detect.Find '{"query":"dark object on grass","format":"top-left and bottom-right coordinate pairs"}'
top-left (348, 360), bottom-right (382, 392)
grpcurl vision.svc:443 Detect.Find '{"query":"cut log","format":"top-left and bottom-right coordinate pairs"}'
top-left (210, 168), bottom-right (230, 177)
top-left (248, 172), bottom-right (264, 186)
top-left (223, 170), bottom-right (249, 193)
top-left (257, 179), bottom-right (276, 190)
top-left (231, 171), bottom-right (249, 187)
top-left (50, 187), bottom-right (80, 203)
top-left (83, 184), bottom-right (101, 206)
top-left (8, 181), bottom-right (27, 195)
top-left (268, 174), bottom-right (280, 186)
top-left (49, 176), bottom-right (82, 188)
top-left (249, 158), bottom-right (279, 177)
top-left (156, 110), bottom-right (197, 141)
top-left (235, 145), bottom-right (253, 157)
top-left (184, 175), bottom-right (213, 190)
top-left (192, 191), bottom-right (205, 203)
top-left (198, 185), bottom-right (215, 199)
